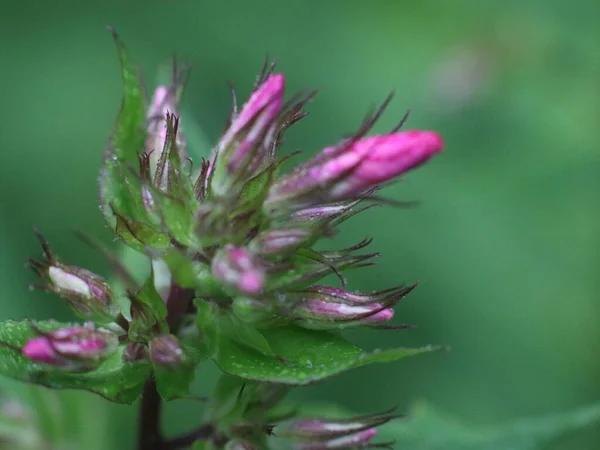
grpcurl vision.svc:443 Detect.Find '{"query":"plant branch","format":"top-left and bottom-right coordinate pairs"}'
top-left (137, 283), bottom-right (194, 450)
top-left (137, 379), bottom-right (163, 450)
top-left (161, 423), bottom-right (215, 450)
top-left (166, 284), bottom-right (195, 332)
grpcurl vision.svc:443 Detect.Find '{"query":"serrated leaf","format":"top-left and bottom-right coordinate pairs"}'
top-left (0, 321), bottom-right (151, 404)
top-left (380, 401), bottom-right (600, 450)
top-left (99, 28), bottom-right (147, 229)
top-left (212, 325), bottom-right (440, 385)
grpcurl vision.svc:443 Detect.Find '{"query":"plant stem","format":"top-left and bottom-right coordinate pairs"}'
top-left (137, 379), bottom-right (163, 450)
top-left (166, 284), bottom-right (195, 331)
top-left (136, 283), bottom-right (196, 450)
top-left (161, 424), bottom-right (215, 450)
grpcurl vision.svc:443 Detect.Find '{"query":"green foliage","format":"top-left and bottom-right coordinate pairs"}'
top-left (99, 28), bottom-right (147, 231)
top-left (128, 270), bottom-right (168, 342)
top-left (1, 3), bottom-right (598, 448)
top-left (382, 401), bottom-right (600, 450)
top-left (152, 342), bottom-right (202, 401)
top-left (195, 302), bottom-right (441, 385)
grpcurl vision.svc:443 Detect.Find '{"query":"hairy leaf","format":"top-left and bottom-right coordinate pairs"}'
top-left (99, 29), bottom-right (147, 231)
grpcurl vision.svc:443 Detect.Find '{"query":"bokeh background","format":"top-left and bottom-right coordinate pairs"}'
top-left (1, 0), bottom-right (599, 448)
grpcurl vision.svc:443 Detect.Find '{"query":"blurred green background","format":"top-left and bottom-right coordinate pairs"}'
top-left (1, 0), bottom-right (599, 448)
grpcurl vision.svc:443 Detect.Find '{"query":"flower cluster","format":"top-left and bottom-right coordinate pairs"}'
top-left (0, 33), bottom-right (443, 450)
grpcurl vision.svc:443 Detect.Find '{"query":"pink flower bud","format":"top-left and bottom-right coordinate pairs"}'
top-left (271, 411), bottom-right (396, 450)
top-left (224, 74), bottom-right (285, 146)
top-left (225, 440), bottom-right (257, 450)
top-left (22, 326), bottom-right (119, 370)
top-left (293, 299), bottom-right (394, 330)
top-left (145, 86), bottom-right (186, 190)
top-left (278, 283), bottom-right (416, 330)
top-left (314, 429), bottom-right (377, 449)
top-left (328, 130), bottom-right (444, 198)
top-left (212, 246), bottom-right (265, 296)
top-left (149, 334), bottom-right (185, 367)
top-left (300, 284), bottom-right (416, 306)
top-left (251, 227), bottom-right (312, 256)
top-left (211, 74), bottom-right (285, 195)
top-left (29, 230), bottom-right (119, 323)
top-left (266, 130), bottom-right (443, 208)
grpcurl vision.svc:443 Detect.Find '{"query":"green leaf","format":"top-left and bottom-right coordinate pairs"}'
top-left (114, 212), bottom-right (170, 253)
top-left (380, 401), bottom-right (600, 450)
top-left (211, 325), bottom-right (441, 385)
top-left (205, 374), bottom-right (247, 421)
top-left (152, 343), bottom-right (201, 401)
top-left (163, 250), bottom-right (224, 297)
top-left (99, 28), bottom-right (147, 229)
top-left (218, 315), bottom-right (276, 357)
top-left (128, 269), bottom-right (168, 341)
top-left (0, 321), bottom-right (151, 404)
top-left (132, 270), bottom-right (167, 320)
top-left (194, 301), bottom-right (275, 357)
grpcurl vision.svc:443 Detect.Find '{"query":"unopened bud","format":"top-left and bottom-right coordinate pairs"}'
top-left (29, 230), bottom-right (119, 323)
top-left (300, 284), bottom-right (416, 306)
top-left (22, 326), bottom-right (118, 370)
top-left (271, 410), bottom-right (398, 450)
top-left (292, 299), bottom-right (394, 330)
top-left (277, 283), bottom-right (417, 330)
top-left (225, 440), bottom-right (257, 450)
top-left (149, 334), bottom-right (185, 367)
top-left (266, 130), bottom-right (443, 209)
top-left (251, 227), bottom-right (312, 256)
top-left (211, 74), bottom-right (285, 195)
top-left (212, 246), bottom-right (265, 296)
top-left (123, 341), bottom-right (148, 363)
top-left (146, 85), bottom-right (187, 189)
